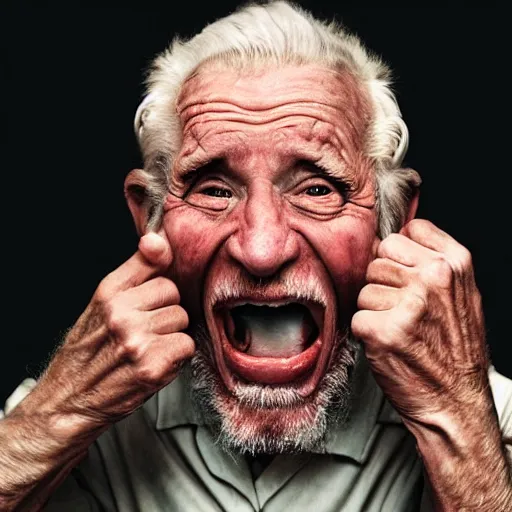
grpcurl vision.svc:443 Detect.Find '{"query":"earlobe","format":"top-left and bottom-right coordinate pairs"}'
top-left (124, 169), bottom-right (152, 236)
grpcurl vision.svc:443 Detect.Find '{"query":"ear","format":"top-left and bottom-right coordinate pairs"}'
top-left (404, 187), bottom-right (420, 225)
top-left (124, 169), bottom-right (153, 236)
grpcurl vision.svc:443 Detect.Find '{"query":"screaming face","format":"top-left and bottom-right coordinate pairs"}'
top-left (163, 64), bottom-right (379, 454)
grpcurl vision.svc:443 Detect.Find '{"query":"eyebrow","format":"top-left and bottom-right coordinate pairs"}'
top-left (178, 158), bottom-right (224, 183)
top-left (297, 159), bottom-right (353, 188)
top-left (176, 156), bottom-right (354, 190)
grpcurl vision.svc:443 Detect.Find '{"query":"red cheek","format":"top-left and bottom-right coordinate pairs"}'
top-left (167, 217), bottom-right (209, 272)
top-left (162, 207), bottom-right (215, 312)
top-left (162, 199), bottom-right (237, 319)
top-left (316, 222), bottom-right (377, 319)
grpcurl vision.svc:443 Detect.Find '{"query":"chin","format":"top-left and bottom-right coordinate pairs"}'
top-left (187, 329), bottom-right (359, 455)
top-left (185, 264), bottom-right (361, 455)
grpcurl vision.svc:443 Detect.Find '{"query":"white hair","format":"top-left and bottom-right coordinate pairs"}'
top-left (133, 1), bottom-right (421, 236)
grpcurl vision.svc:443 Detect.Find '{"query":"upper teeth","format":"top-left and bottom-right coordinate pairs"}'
top-left (234, 300), bottom-right (292, 308)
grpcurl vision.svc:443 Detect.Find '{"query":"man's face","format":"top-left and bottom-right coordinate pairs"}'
top-left (163, 64), bottom-right (378, 453)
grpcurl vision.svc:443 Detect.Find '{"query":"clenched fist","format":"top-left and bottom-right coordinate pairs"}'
top-left (0, 232), bottom-right (196, 510)
top-left (351, 219), bottom-right (512, 510)
top-left (14, 231), bottom-right (195, 436)
top-left (352, 218), bottom-right (488, 423)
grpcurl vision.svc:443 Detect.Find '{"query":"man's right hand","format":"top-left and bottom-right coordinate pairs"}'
top-left (0, 231), bottom-right (195, 510)
top-left (26, 231), bottom-right (195, 433)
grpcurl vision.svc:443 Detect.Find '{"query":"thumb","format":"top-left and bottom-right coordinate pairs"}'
top-left (138, 231), bottom-right (173, 269)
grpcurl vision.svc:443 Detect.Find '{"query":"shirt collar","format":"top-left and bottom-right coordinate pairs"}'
top-left (321, 353), bottom-right (402, 463)
top-left (154, 370), bottom-right (200, 429)
top-left (153, 352), bottom-right (403, 463)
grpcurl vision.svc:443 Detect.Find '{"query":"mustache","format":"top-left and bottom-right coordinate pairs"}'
top-left (206, 266), bottom-right (328, 308)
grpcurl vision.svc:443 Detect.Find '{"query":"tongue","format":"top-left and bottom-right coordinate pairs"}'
top-left (231, 304), bottom-right (315, 357)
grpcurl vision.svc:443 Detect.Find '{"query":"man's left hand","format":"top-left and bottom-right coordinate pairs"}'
top-left (352, 218), bottom-right (488, 422)
top-left (352, 218), bottom-right (512, 510)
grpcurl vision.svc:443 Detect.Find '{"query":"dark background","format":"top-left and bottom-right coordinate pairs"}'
top-left (2, 5), bottom-right (508, 404)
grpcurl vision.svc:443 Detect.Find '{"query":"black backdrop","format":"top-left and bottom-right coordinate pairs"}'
top-left (2, 5), bottom-right (508, 404)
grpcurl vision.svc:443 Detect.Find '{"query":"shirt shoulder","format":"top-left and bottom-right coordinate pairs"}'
top-left (488, 365), bottom-right (512, 430)
top-left (488, 365), bottom-right (512, 463)
top-left (1, 378), bottom-right (38, 417)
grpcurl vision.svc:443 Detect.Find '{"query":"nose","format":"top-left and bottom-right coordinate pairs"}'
top-left (226, 182), bottom-right (300, 277)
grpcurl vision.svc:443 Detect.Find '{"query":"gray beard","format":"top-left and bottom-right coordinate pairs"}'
top-left (184, 323), bottom-right (361, 456)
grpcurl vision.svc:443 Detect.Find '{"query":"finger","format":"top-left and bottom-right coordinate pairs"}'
top-left (351, 308), bottom-right (388, 342)
top-left (400, 219), bottom-right (474, 276)
top-left (151, 332), bottom-right (195, 366)
top-left (137, 333), bottom-right (196, 386)
top-left (138, 231), bottom-right (173, 268)
top-left (366, 258), bottom-right (410, 288)
top-left (357, 284), bottom-right (401, 311)
top-left (122, 277), bottom-right (180, 311)
top-left (400, 219), bottom-right (456, 254)
top-left (146, 305), bottom-right (189, 335)
top-left (378, 232), bottom-right (437, 267)
top-left (104, 233), bottom-right (173, 293)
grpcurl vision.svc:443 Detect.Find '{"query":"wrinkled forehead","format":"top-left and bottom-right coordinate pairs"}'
top-left (173, 62), bottom-right (373, 176)
top-left (176, 61), bottom-right (371, 137)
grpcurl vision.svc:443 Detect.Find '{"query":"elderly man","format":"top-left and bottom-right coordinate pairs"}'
top-left (1, 2), bottom-right (511, 511)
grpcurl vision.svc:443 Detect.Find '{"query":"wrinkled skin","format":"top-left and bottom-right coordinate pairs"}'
top-left (150, 64), bottom-right (508, 508)
top-left (166, 65), bottom-right (377, 327)
top-left (159, 65), bottom-right (379, 440)
top-left (0, 64), bottom-right (510, 512)
top-left (352, 221), bottom-right (512, 509)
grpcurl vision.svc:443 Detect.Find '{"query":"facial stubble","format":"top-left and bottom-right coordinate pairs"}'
top-left (184, 323), bottom-right (361, 456)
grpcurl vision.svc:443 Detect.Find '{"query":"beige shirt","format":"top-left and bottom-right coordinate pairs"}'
top-left (4, 360), bottom-right (512, 512)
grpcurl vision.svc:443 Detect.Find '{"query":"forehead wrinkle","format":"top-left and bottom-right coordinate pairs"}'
top-left (178, 97), bottom-right (370, 171)
top-left (180, 98), bottom-right (345, 121)
top-left (174, 65), bottom-right (372, 186)
top-left (176, 63), bottom-right (366, 111)
top-left (174, 122), bottom-right (361, 190)
top-left (179, 108), bottom-right (366, 164)
top-left (179, 102), bottom-right (353, 142)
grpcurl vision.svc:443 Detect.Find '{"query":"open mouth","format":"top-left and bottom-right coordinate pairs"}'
top-left (208, 297), bottom-right (335, 397)
top-left (226, 303), bottom-right (319, 357)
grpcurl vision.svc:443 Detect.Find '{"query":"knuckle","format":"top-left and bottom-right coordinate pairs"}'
top-left (356, 289), bottom-right (367, 310)
top-left (354, 315), bottom-right (399, 351)
top-left (402, 288), bottom-right (428, 318)
top-left (94, 280), bottom-right (111, 304)
top-left (351, 311), bottom-right (374, 340)
top-left (369, 316), bottom-right (409, 352)
top-left (420, 256), bottom-right (453, 287)
top-left (136, 365), bottom-right (165, 387)
top-left (105, 302), bottom-right (127, 336)
top-left (350, 311), bottom-right (363, 336)
top-left (120, 336), bottom-right (146, 362)
top-left (365, 260), bottom-right (376, 278)
top-left (350, 311), bottom-right (365, 338)
top-left (455, 245), bottom-right (473, 271)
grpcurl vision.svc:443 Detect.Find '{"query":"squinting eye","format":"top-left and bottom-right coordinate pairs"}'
top-left (305, 185), bottom-right (331, 196)
top-left (202, 187), bottom-right (232, 198)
